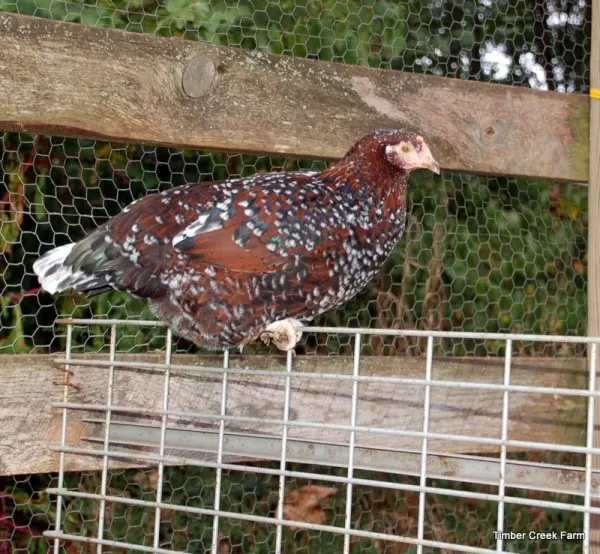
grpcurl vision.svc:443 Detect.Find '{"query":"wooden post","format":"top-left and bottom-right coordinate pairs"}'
top-left (589, 1), bottom-right (600, 551)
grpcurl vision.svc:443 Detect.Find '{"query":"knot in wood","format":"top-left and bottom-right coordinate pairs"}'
top-left (182, 56), bottom-right (217, 98)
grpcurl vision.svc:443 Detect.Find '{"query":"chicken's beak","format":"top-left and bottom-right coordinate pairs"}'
top-left (422, 157), bottom-right (440, 175)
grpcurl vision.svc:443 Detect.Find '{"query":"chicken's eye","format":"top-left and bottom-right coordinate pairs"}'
top-left (401, 145), bottom-right (411, 153)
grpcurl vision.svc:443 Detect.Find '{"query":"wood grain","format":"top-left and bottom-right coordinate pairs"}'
top-left (0, 12), bottom-right (590, 182)
top-left (0, 353), bottom-right (588, 476)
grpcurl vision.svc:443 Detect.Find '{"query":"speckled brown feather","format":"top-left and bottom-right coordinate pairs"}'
top-left (35, 129), bottom-right (433, 348)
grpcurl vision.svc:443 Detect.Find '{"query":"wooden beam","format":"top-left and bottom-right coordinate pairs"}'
top-left (0, 12), bottom-right (589, 182)
top-left (588, 1), bottom-right (600, 551)
top-left (0, 354), bottom-right (587, 476)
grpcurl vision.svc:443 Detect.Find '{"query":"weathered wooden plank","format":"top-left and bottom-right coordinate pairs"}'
top-left (0, 12), bottom-right (589, 182)
top-left (588, 1), bottom-right (600, 549)
top-left (0, 354), bottom-right (588, 476)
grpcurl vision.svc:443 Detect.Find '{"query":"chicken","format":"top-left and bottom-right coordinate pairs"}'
top-left (34, 129), bottom-right (439, 350)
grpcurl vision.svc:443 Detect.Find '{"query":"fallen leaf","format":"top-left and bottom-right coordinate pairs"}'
top-left (219, 536), bottom-right (231, 554)
top-left (132, 470), bottom-right (159, 490)
top-left (282, 485), bottom-right (338, 528)
top-left (205, 533), bottom-right (230, 554)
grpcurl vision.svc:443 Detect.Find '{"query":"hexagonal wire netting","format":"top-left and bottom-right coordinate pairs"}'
top-left (0, 0), bottom-right (593, 553)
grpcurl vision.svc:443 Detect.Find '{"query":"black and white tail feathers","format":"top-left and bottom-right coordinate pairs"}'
top-left (33, 231), bottom-right (115, 295)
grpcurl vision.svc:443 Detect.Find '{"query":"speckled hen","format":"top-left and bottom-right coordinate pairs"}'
top-left (33, 129), bottom-right (439, 350)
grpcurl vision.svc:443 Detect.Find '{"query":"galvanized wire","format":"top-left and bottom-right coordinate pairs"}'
top-left (37, 320), bottom-right (600, 554)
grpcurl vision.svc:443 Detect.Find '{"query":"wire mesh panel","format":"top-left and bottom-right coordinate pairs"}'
top-left (34, 319), bottom-right (599, 554)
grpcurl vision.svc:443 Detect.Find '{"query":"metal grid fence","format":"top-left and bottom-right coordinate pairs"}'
top-left (42, 319), bottom-right (599, 553)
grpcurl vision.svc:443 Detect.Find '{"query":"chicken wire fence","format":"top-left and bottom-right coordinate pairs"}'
top-left (0, 0), bottom-right (595, 552)
top-left (0, 0), bottom-right (591, 357)
top-left (36, 320), bottom-right (600, 554)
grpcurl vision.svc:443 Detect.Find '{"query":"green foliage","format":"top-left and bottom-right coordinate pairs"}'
top-left (401, 0), bottom-right (589, 89)
top-left (0, 0), bottom-right (590, 355)
top-left (0, 130), bottom-right (588, 355)
top-left (0, 0), bottom-right (407, 68)
top-left (0, 463), bottom-right (586, 553)
top-left (307, 172), bottom-right (588, 356)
